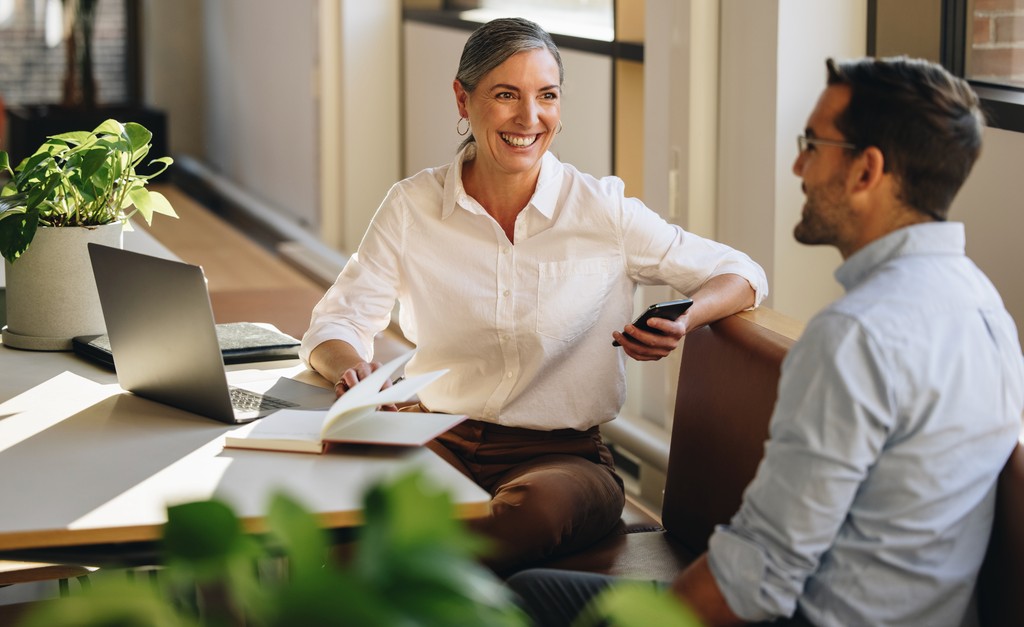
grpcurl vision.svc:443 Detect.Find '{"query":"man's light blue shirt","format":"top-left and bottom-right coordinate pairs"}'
top-left (708, 222), bottom-right (1024, 626)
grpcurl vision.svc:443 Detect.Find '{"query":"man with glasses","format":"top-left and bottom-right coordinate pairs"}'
top-left (508, 56), bottom-right (1024, 626)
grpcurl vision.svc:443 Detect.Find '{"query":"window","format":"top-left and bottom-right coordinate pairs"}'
top-left (965, 0), bottom-right (1024, 89)
top-left (871, 0), bottom-right (1024, 132)
top-left (410, 0), bottom-right (615, 41)
top-left (0, 0), bottom-right (135, 107)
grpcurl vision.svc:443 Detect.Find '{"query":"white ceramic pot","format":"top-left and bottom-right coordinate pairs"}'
top-left (2, 223), bottom-right (123, 351)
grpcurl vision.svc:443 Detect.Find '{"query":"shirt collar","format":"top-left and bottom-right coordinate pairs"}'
top-left (441, 144), bottom-right (561, 220)
top-left (441, 144), bottom-right (474, 220)
top-left (529, 152), bottom-right (562, 219)
top-left (835, 221), bottom-right (966, 291)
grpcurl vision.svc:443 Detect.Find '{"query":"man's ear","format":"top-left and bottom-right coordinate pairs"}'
top-left (850, 146), bottom-right (886, 193)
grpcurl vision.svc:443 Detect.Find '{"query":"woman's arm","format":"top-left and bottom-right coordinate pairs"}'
top-left (613, 273), bottom-right (756, 361)
top-left (309, 339), bottom-right (384, 398)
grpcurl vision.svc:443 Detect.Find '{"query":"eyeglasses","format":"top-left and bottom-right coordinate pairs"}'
top-left (797, 135), bottom-right (857, 153)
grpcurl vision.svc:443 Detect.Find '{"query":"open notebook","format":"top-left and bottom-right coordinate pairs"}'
top-left (224, 350), bottom-right (465, 453)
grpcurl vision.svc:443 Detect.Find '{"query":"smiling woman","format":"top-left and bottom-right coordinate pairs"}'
top-left (455, 46), bottom-right (562, 239)
top-left (300, 16), bottom-right (767, 576)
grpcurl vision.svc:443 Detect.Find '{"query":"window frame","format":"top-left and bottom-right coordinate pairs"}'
top-left (942, 0), bottom-right (1024, 132)
top-left (868, 0), bottom-right (1024, 133)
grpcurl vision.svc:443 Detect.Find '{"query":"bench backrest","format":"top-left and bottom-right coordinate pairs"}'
top-left (661, 309), bottom-right (798, 554)
top-left (977, 440), bottom-right (1024, 627)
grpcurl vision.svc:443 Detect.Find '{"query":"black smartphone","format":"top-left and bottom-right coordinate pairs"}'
top-left (613, 298), bottom-right (694, 346)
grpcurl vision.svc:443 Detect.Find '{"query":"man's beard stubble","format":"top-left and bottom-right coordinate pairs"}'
top-left (793, 174), bottom-right (850, 247)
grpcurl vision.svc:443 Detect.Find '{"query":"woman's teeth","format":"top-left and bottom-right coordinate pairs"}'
top-left (501, 133), bottom-right (538, 147)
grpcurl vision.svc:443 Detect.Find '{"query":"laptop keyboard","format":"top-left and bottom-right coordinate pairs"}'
top-left (229, 387), bottom-right (299, 413)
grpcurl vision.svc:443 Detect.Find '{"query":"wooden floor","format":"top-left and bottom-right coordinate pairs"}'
top-left (136, 184), bottom-right (411, 361)
top-left (134, 184), bottom-right (327, 340)
top-left (139, 184), bottom-right (320, 292)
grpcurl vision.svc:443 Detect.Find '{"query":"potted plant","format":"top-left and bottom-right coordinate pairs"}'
top-left (0, 118), bottom-right (176, 350)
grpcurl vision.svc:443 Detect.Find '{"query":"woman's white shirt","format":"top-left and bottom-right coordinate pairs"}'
top-left (301, 146), bottom-right (767, 430)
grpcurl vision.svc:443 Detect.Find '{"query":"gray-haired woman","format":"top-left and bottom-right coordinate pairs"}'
top-left (302, 17), bottom-right (767, 574)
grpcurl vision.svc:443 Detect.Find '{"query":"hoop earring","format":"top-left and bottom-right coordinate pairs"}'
top-left (457, 117), bottom-right (471, 136)
top-left (556, 120), bottom-right (563, 135)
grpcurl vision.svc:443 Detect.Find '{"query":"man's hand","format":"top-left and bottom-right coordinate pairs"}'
top-left (672, 554), bottom-right (746, 626)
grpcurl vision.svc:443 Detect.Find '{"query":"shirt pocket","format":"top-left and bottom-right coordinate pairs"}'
top-left (536, 257), bottom-right (617, 342)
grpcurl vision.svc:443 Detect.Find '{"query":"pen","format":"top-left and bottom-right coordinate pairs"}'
top-left (392, 376), bottom-right (405, 385)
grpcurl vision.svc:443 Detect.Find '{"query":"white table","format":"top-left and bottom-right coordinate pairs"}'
top-left (0, 340), bottom-right (489, 557)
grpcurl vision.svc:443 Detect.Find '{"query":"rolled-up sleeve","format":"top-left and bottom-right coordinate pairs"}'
top-left (299, 191), bottom-right (405, 365)
top-left (708, 527), bottom-right (795, 621)
top-left (619, 196), bottom-right (768, 307)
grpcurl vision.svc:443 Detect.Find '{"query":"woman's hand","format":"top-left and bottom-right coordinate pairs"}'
top-left (613, 274), bottom-right (757, 362)
top-left (612, 313), bottom-right (688, 362)
top-left (334, 361), bottom-right (399, 411)
top-left (310, 342), bottom-right (400, 411)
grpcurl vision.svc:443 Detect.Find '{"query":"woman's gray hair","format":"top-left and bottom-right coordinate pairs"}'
top-left (455, 17), bottom-right (563, 151)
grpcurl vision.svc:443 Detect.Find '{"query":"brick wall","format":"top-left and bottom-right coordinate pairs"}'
top-left (0, 0), bottom-right (128, 106)
top-left (971, 0), bottom-right (1024, 87)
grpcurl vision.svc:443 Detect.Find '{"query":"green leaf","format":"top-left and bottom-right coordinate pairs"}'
top-left (0, 151), bottom-right (10, 175)
top-left (15, 150), bottom-right (55, 182)
top-left (92, 118), bottom-right (124, 136)
top-left (0, 207), bottom-right (40, 263)
top-left (18, 575), bottom-right (196, 627)
top-left (137, 155), bottom-right (175, 181)
top-left (163, 500), bottom-right (245, 563)
top-left (28, 139), bottom-right (67, 161)
top-left (147, 190), bottom-right (178, 218)
top-left (0, 191), bottom-right (28, 215)
top-left (131, 142), bottom-right (152, 167)
top-left (50, 130), bottom-right (92, 146)
top-left (124, 121), bottom-right (153, 152)
top-left (78, 147), bottom-right (111, 183)
top-left (128, 187), bottom-right (155, 224)
top-left (577, 583), bottom-right (705, 627)
top-left (266, 492), bottom-right (330, 575)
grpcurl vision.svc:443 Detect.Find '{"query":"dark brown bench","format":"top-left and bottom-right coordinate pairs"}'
top-left (536, 308), bottom-right (1024, 626)
top-left (978, 440), bottom-right (1024, 627)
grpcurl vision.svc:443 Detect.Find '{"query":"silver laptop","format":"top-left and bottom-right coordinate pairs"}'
top-left (88, 243), bottom-right (329, 424)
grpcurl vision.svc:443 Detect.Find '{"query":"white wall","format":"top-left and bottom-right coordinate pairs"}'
top-left (403, 22), bottom-right (467, 177)
top-left (141, 0), bottom-right (205, 159)
top-left (321, 1), bottom-right (401, 253)
top-left (718, 0), bottom-right (865, 322)
top-left (202, 0), bottom-right (319, 230)
top-left (953, 127), bottom-right (1024, 342)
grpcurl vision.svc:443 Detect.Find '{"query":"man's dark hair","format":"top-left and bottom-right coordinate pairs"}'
top-left (826, 57), bottom-right (985, 221)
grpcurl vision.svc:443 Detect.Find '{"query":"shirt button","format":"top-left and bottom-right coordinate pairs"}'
top-left (502, 248), bottom-right (510, 254)
top-left (506, 371), bottom-right (514, 378)
top-left (503, 334), bottom-right (511, 341)
top-left (503, 289), bottom-right (510, 297)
